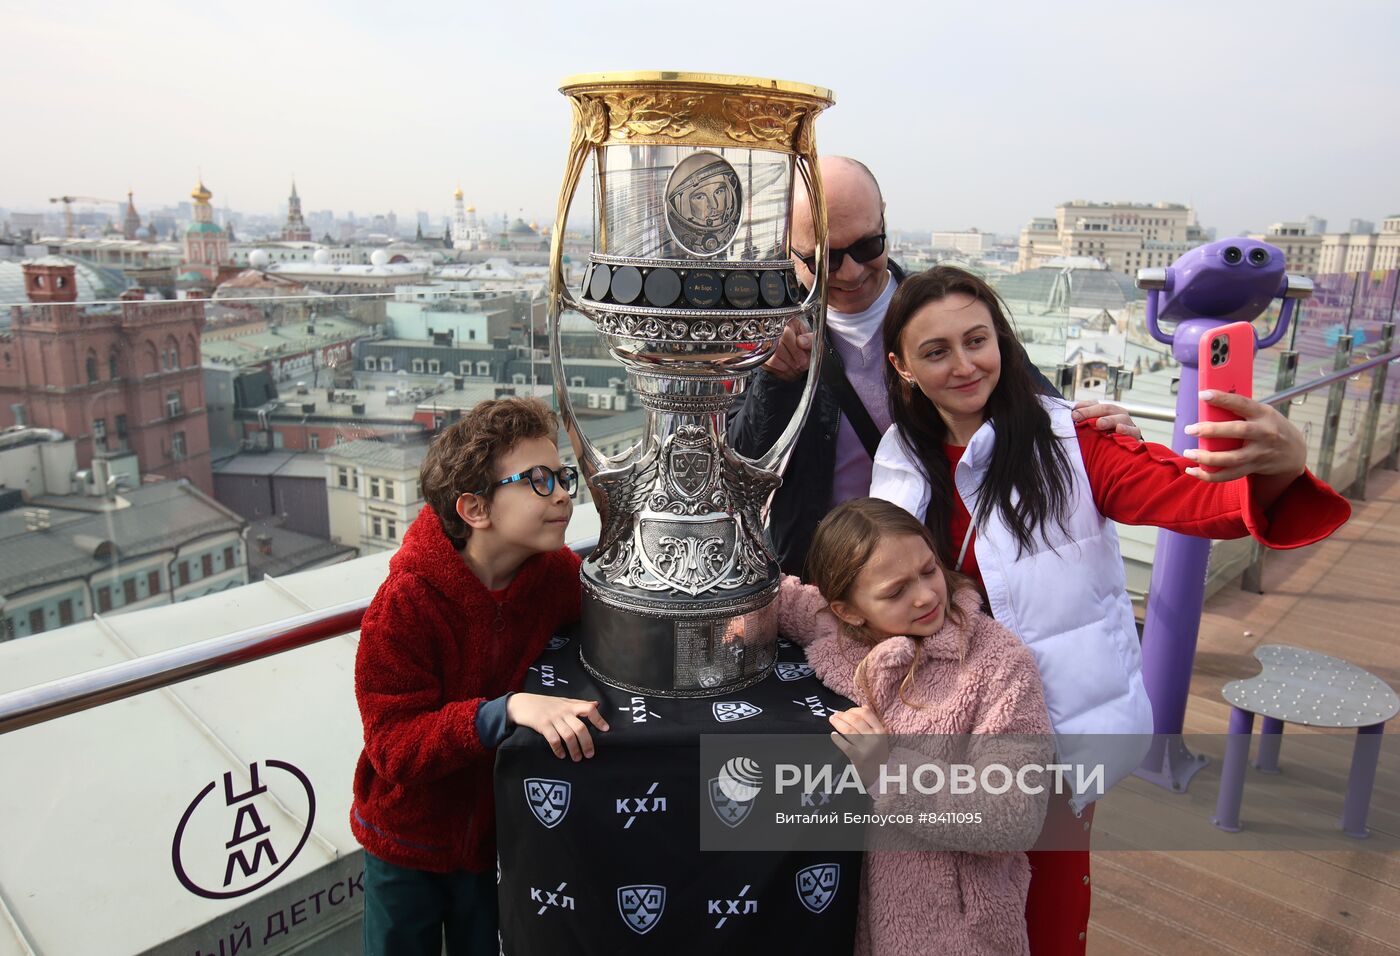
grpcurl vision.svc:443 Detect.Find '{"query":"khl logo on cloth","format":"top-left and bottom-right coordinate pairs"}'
top-left (712, 700), bottom-right (762, 722)
top-left (710, 755), bottom-right (762, 828)
top-left (709, 777), bottom-right (755, 828)
top-left (524, 778), bottom-right (571, 828)
top-left (796, 864), bottom-right (841, 914)
top-left (775, 662), bottom-right (814, 681)
top-left (617, 884), bottom-right (666, 935)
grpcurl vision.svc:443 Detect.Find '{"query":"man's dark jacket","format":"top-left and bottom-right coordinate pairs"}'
top-left (727, 262), bottom-right (1058, 575)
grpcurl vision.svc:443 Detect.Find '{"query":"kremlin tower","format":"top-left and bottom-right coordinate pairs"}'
top-left (282, 180), bottom-right (312, 242)
top-left (122, 192), bottom-right (142, 240)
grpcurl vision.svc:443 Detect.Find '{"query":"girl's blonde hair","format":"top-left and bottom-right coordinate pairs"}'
top-left (806, 498), bottom-right (977, 717)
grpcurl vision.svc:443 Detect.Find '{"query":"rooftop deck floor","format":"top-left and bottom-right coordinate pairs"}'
top-left (1089, 467), bottom-right (1400, 955)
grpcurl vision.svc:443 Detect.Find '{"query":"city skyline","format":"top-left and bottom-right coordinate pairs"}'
top-left (3, 1), bottom-right (1398, 237)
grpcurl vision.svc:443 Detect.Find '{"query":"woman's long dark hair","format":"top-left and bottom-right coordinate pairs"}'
top-left (882, 266), bottom-right (1073, 562)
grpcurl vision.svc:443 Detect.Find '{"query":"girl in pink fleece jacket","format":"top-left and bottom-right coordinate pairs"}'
top-left (777, 497), bottom-right (1054, 956)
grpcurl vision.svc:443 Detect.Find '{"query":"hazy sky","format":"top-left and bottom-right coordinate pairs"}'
top-left (3, 0), bottom-right (1397, 237)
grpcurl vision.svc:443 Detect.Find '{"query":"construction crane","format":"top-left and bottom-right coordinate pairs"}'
top-left (47, 195), bottom-right (123, 238)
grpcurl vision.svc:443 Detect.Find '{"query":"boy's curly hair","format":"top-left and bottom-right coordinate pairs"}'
top-left (420, 397), bottom-right (560, 547)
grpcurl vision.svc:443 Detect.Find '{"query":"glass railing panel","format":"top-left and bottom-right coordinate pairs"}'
top-left (1204, 535), bottom-right (1253, 592)
top-left (1205, 345), bottom-right (1371, 591)
top-left (1326, 345), bottom-right (1382, 494)
top-left (1371, 358), bottom-right (1400, 467)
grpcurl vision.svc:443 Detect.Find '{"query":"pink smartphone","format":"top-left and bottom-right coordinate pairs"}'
top-left (1197, 321), bottom-right (1255, 471)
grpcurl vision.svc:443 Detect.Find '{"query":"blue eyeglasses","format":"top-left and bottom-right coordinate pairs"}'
top-left (474, 464), bottom-right (578, 499)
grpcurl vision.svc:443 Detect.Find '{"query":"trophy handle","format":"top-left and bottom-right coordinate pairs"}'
top-left (744, 153), bottom-right (829, 475)
top-left (548, 130), bottom-right (606, 482)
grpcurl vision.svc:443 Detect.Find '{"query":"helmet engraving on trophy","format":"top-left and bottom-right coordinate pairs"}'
top-left (665, 152), bottom-right (743, 257)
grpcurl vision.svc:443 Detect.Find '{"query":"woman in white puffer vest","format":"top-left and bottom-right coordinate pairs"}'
top-left (868, 265), bottom-right (1350, 955)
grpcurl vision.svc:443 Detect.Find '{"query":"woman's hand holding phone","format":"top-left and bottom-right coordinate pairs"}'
top-left (1184, 390), bottom-right (1307, 484)
top-left (1185, 320), bottom-right (1306, 488)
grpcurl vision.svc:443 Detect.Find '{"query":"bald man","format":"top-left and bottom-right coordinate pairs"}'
top-left (728, 156), bottom-right (1137, 574)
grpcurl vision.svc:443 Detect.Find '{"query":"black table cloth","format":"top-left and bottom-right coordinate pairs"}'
top-left (495, 631), bottom-right (862, 955)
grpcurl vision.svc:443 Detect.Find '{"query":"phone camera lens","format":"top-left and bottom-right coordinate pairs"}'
top-left (1248, 247), bottom-right (1269, 266)
top-left (1210, 335), bottom-right (1229, 367)
top-left (1223, 246), bottom-right (1243, 265)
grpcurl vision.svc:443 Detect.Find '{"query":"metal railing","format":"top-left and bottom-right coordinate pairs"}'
top-left (1081, 342), bottom-right (1400, 425)
top-left (3, 329), bottom-right (1398, 738)
top-left (0, 536), bottom-right (599, 736)
top-left (0, 599), bottom-right (370, 735)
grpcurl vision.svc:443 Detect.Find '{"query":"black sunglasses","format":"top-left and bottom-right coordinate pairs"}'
top-left (793, 229), bottom-right (887, 274)
top-left (473, 464), bottom-right (578, 499)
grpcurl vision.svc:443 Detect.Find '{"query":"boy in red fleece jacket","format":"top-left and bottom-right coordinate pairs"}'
top-left (351, 397), bottom-right (609, 956)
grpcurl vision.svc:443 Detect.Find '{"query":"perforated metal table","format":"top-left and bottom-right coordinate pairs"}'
top-left (1213, 645), bottom-right (1400, 837)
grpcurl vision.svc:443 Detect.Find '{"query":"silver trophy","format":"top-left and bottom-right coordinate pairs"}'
top-left (548, 72), bottom-right (834, 696)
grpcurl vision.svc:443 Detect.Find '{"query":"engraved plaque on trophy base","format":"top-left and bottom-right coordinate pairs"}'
top-left (578, 568), bottom-right (779, 697)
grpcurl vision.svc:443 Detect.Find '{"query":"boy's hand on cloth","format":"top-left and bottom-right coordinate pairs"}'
top-left (507, 693), bottom-right (610, 761)
top-left (829, 706), bottom-right (891, 791)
